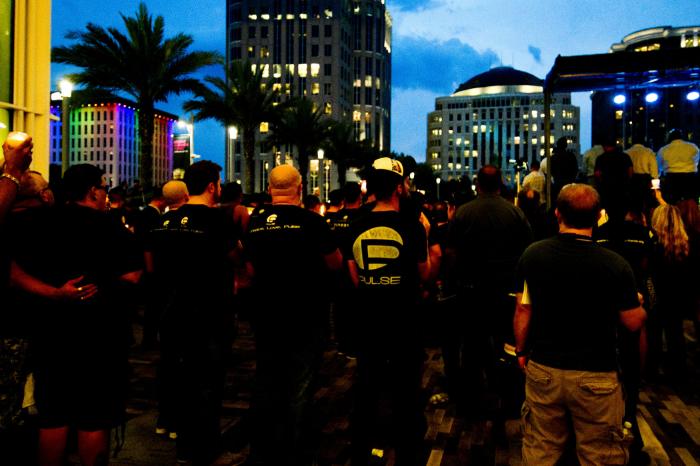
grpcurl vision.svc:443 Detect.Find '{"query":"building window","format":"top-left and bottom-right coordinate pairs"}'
top-left (324, 24), bottom-right (332, 37)
top-left (248, 26), bottom-right (256, 39)
top-left (312, 25), bottom-right (319, 37)
top-left (324, 83), bottom-right (332, 95)
top-left (324, 44), bottom-right (332, 56)
top-left (260, 26), bottom-right (268, 39)
top-left (231, 27), bottom-right (242, 41)
top-left (324, 63), bottom-right (332, 76)
top-left (312, 44), bottom-right (319, 56)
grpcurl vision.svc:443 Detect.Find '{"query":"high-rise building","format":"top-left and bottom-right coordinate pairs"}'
top-left (49, 97), bottom-right (177, 187)
top-left (225, 0), bottom-right (391, 191)
top-left (427, 67), bottom-right (580, 182)
top-left (592, 26), bottom-right (700, 150)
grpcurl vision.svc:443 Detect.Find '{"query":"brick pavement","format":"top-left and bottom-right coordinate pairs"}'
top-left (71, 321), bottom-right (700, 466)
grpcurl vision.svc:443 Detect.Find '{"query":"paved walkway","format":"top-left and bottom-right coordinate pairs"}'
top-left (68, 321), bottom-right (700, 466)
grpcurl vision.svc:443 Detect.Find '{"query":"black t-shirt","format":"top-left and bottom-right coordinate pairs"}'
top-left (595, 149), bottom-right (633, 188)
top-left (146, 204), bottom-right (236, 313)
top-left (594, 220), bottom-right (654, 290)
top-left (447, 194), bottom-right (532, 292)
top-left (244, 204), bottom-right (337, 339)
top-left (9, 204), bottom-right (143, 345)
top-left (344, 210), bottom-right (427, 342)
top-left (516, 233), bottom-right (640, 371)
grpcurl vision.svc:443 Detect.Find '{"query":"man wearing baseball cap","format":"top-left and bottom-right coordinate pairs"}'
top-left (345, 157), bottom-right (430, 466)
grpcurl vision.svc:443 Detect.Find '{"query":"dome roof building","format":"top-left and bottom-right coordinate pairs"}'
top-left (427, 66), bottom-right (580, 185)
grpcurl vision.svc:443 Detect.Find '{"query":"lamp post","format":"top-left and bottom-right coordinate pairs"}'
top-left (436, 176), bottom-right (441, 200)
top-left (59, 79), bottom-right (73, 175)
top-left (228, 126), bottom-right (238, 182)
top-left (317, 148), bottom-right (325, 199)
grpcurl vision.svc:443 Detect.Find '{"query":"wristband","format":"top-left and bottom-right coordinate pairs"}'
top-left (1, 173), bottom-right (20, 189)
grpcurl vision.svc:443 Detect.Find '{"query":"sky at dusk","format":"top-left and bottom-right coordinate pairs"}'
top-left (51, 0), bottom-right (700, 168)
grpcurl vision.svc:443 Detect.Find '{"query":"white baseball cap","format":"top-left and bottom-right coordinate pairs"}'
top-left (372, 157), bottom-right (403, 177)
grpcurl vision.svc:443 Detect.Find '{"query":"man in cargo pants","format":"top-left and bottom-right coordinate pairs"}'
top-left (514, 184), bottom-right (647, 465)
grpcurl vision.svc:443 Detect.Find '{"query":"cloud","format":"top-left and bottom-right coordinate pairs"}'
top-left (392, 36), bottom-right (499, 94)
top-left (528, 45), bottom-right (542, 64)
top-left (391, 88), bottom-right (442, 161)
top-left (388, 0), bottom-right (441, 12)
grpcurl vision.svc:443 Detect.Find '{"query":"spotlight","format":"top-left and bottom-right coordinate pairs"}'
top-left (645, 92), bottom-right (659, 103)
top-left (687, 90), bottom-right (700, 101)
top-left (613, 94), bottom-right (626, 105)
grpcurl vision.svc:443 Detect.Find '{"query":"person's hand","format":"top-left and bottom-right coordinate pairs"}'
top-left (419, 211), bottom-right (431, 236)
top-left (2, 133), bottom-right (33, 177)
top-left (56, 276), bottom-right (98, 302)
top-left (518, 355), bottom-right (528, 373)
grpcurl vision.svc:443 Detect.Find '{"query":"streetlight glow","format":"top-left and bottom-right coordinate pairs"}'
top-left (687, 90), bottom-right (700, 101)
top-left (58, 79), bottom-right (73, 98)
top-left (645, 92), bottom-right (659, 103)
top-left (228, 126), bottom-right (238, 139)
top-left (613, 94), bottom-right (626, 105)
top-left (317, 148), bottom-right (324, 160)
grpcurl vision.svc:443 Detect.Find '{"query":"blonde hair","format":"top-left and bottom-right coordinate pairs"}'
top-left (652, 204), bottom-right (689, 262)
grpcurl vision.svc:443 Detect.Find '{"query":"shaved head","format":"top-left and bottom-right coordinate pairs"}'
top-left (556, 183), bottom-right (600, 229)
top-left (162, 180), bottom-right (189, 208)
top-left (269, 164), bottom-right (302, 196)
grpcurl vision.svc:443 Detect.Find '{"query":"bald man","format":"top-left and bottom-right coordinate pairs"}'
top-left (515, 184), bottom-right (646, 465)
top-left (243, 164), bottom-right (342, 466)
top-left (161, 180), bottom-right (189, 211)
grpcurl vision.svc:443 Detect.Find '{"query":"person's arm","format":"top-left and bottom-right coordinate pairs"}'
top-left (10, 261), bottom-right (98, 301)
top-left (233, 204), bottom-right (250, 234)
top-left (324, 248), bottom-right (343, 271)
top-left (514, 291), bottom-right (532, 371)
top-left (428, 243), bottom-right (442, 283)
top-left (347, 259), bottom-right (360, 288)
top-left (0, 137), bottom-right (33, 224)
top-left (619, 305), bottom-right (646, 332)
top-left (120, 270), bottom-right (142, 285)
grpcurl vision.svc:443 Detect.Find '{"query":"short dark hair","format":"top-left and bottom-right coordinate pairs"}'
top-left (477, 165), bottom-right (501, 194)
top-left (328, 189), bottom-right (343, 207)
top-left (303, 194), bottom-right (321, 210)
top-left (62, 164), bottom-right (104, 202)
top-left (556, 184), bottom-right (600, 229)
top-left (342, 182), bottom-right (362, 204)
top-left (530, 159), bottom-right (541, 170)
top-left (221, 182), bottom-right (243, 203)
top-left (368, 169), bottom-right (402, 201)
top-left (184, 160), bottom-right (221, 196)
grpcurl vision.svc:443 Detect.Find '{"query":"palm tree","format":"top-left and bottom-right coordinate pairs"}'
top-left (322, 120), bottom-right (357, 186)
top-left (52, 3), bottom-right (220, 188)
top-left (269, 98), bottom-right (328, 194)
top-left (183, 61), bottom-right (279, 193)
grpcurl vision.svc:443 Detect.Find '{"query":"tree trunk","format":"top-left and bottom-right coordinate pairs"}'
top-left (243, 126), bottom-right (256, 194)
top-left (138, 106), bottom-right (155, 190)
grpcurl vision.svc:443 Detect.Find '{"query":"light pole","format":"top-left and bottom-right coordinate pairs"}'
top-left (59, 79), bottom-right (73, 175)
top-left (228, 126), bottom-right (238, 182)
top-left (317, 148), bottom-right (325, 199)
top-left (436, 176), bottom-right (441, 200)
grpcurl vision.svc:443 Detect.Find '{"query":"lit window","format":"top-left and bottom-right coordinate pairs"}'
top-left (532, 124), bottom-right (538, 132)
top-left (353, 111), bottom-right (361, 121)
top-left (312, 83), bottom-right (320, 95)
top-left (324, 102), bottom-right (332, 114)
top-left (354, 79), bottom-right (361, 87)
top-left (261, 13), bottom-right (270, 20)
top-left (249, 14), bottom-right (257, 20)
top-left (473, 125), bottom-right (478, 133)
top-left (324, 9), bottom-right (333, 18)
top-left (531, 110), bottom-right (538, 118)
top-left (615, 110), bottom-right (623, 120)
top-left (456, 138), bottom-right (462, 145)
top-left (261, 64), bottom-right (270, 78)
top-left (310, 63), bottom-right (320, 77)
top-left (480, 125), bottom-right (486, 133)
top-left (260, 122), bottom-right (269, 133)
top-left (365, 75), bottom-right (372, 87)
top-left (298, 64), bottom-right (308, 78)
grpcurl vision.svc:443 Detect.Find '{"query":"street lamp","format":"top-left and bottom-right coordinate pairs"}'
top-left (58, 79), bottom-right (73, 175)
top-left (436, 176), bottom-right (441, 200)
top-left (317, 148), bottom-right (327, 199)
top-left (228, 126), bottom-right (238, 182)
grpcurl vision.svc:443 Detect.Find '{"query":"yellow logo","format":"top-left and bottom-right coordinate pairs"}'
top-left (180, 217), bottom-right (189, 226)
top-left (352, 227), bottom-right (403, 271)
top-left (266, 214), bottom-right (277, 225)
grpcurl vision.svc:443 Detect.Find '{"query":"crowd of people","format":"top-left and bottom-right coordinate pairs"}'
top-left (0, 129), bottom-right (698, 466)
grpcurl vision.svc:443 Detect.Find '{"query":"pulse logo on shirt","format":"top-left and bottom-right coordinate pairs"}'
top-left (352, 226), bottom-right (403, 271)
top-left (266, 214), bottom-right (277, 225)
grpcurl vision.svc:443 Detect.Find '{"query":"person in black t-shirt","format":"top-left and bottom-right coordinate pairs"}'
top-left (515, 184), bottom-right (646, 466)
top-left (243, 164), bottom-right (342, 466)
top-left (345, 157), bottom-right (430, 466)
top-left (9, 164), bottom-right (142, 466)
top-left (146, 161), bottom-right (236, 465)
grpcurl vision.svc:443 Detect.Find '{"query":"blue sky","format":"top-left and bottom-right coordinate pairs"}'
top-left (52, 0), bottom-right (700, 166)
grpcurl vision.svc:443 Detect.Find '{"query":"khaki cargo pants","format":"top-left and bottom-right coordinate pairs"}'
top-left (522, 360), bottom-right (628, 466)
